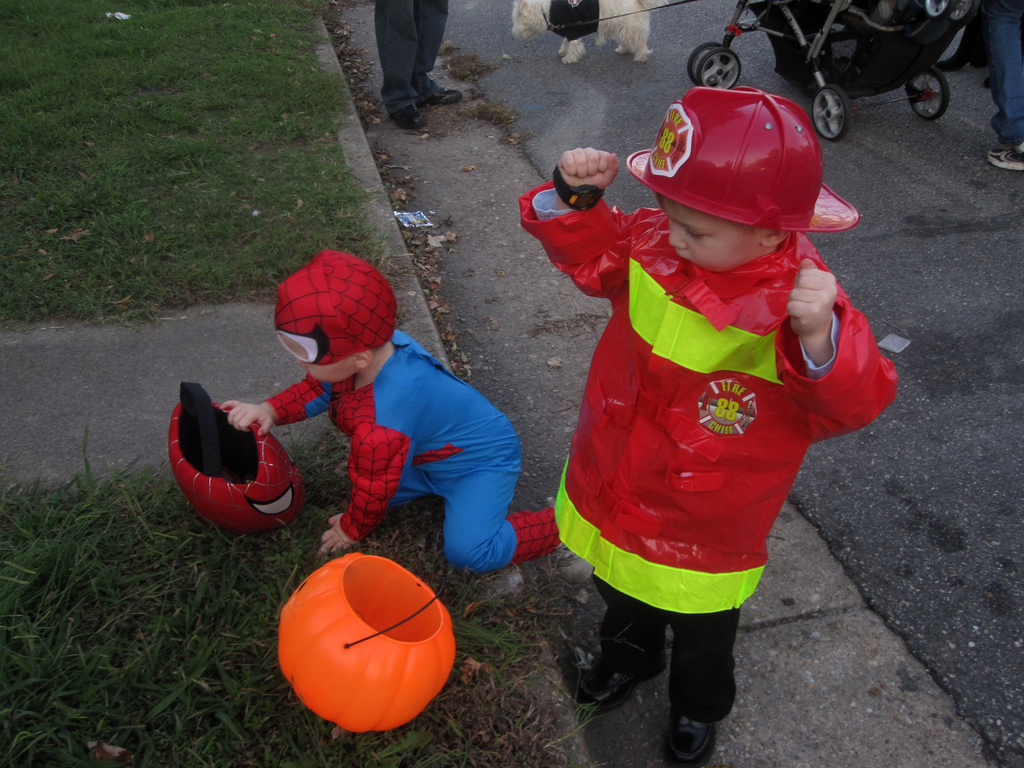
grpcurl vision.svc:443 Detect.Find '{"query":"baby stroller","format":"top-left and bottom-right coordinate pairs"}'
top-left (687, 0), bottom-right (980, 139)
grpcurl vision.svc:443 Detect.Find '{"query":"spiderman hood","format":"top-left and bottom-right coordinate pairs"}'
top-left (274, 250), bottom-right (396, 365)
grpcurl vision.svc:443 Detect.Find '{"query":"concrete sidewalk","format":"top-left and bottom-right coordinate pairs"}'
top-left (0, 14), bottom-right (994, 768)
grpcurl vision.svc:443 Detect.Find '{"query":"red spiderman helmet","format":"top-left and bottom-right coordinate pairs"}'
top-left (275, 250), bottom-right (396, 365)
top-left (627, 87), bottom-right (859, 232)
top-left (169, 382), bottom-right (304, 535)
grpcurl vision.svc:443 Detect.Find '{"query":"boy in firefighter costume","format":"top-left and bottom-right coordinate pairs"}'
top-left (519, 87), bottom-right (898, 766)
top-left (223, 250), bottom-right (560, 572)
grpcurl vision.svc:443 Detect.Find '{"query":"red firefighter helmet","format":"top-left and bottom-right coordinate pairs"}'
top-left (274, 250), bottom-right (396, 365)
top-left (627, 87), bottom-right (859, 232)
top-left (169, 382), bottom-right (304, 535)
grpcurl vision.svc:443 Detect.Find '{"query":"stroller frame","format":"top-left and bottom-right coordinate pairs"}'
top-left (687, 0), bottom-right (980, 139)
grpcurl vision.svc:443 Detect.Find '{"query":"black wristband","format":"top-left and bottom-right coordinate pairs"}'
top-left (552, 166), bottom-right (604, 211)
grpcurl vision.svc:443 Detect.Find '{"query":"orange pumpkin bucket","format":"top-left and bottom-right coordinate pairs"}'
top-left (278, 553), bottom-right (456, 732)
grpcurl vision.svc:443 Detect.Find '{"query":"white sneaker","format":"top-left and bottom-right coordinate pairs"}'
top-left (988, 142), bottom-right (1024, 170)
top-left (483, 565), bottom-right (525, 599)
top-left (550, 544), bottom-right (594, 584)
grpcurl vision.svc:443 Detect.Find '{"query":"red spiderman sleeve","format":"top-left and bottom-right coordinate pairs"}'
top-left (336, 421), bottom-right (410, 541)
top-left (265, 374), bottom-right (325, 426)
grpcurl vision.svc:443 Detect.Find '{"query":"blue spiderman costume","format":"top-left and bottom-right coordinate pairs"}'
top-left (261, 251), bottom-right (559, 573)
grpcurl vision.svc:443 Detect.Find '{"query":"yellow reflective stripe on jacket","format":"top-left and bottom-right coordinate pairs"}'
top-left (556, 481), bottom-right (763, 613)
top-left (628, 259), bottom-right (782, 384)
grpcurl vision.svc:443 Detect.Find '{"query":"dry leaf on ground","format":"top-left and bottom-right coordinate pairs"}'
top-left (86, 741), bottom-right (133, 763)
top-left (460, 656), bottom-right (494, 683)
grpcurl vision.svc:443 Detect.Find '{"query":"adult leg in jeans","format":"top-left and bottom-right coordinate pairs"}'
top-left (411, 0), bottom-right (449, 101)
top-left (375, 0), bottom-right (449, 115)
top-left (984, 0), bottom-right (1024, 146)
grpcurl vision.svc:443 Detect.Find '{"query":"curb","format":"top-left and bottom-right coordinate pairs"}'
top-left (314, 19), bottom-right (450, 367)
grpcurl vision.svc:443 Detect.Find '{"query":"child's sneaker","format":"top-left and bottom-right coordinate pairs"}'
top-left (484, 565), bottom-right (525, 599)
top-left (550, 544), bottom-right (594, 583)
top-left (987, 142), bottom-right (1024, 170)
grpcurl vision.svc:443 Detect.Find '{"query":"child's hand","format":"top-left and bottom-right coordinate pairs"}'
top-left (318, 514), bottom-right (356, 555)
top-left (222, 400), bottom-right (277, 435)
top-left (787, 259), bottom-right (837, 367)
top-left (558, 148), bottom-right (618, 189)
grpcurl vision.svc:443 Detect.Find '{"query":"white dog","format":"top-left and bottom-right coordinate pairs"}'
top-left (511, 0), bottom-right (655, 64)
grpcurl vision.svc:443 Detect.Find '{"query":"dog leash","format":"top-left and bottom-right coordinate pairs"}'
top-left (543, 0), bottom-right (704, 34)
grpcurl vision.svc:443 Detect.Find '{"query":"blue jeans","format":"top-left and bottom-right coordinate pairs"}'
top-left (983, 0), bottom-right (1024, 145)
top-left (375, 0), bottom-right (449, 114)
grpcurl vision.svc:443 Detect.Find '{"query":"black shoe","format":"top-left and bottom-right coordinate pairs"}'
top-left (390, 104), bottom-right (425, 130)
top-left (665, 713), bottom-right (716, 766)
top-left (418, 88), bottom-right (463, 106)
top-left (576, 657), bottom-right (666, 712)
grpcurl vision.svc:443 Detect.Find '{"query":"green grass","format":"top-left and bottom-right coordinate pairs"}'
top-left (0, 0), bottom-right (382, 325)
top-left (0, 433), bottom-right (584, 768)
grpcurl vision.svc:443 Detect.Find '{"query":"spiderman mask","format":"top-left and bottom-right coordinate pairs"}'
top-left (275, 250), bottom-right (397, 365)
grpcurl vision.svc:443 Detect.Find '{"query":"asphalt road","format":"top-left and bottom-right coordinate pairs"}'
top-left (440, 2), bottom-right (1024, 765)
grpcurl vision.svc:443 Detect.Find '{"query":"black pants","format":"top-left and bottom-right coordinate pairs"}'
top-left (594, 576), bottom-right (741, 723)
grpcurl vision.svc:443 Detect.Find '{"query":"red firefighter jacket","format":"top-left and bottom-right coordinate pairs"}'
top-left (520, 186), bottom-right (897, 612)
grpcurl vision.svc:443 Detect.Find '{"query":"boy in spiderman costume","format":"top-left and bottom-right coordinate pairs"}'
top-left (519, 88), bottom-right (898, 766)
top-left (224, 250), bottom-right (563, 573)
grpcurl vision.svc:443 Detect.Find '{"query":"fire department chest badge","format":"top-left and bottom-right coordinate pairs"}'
top-left (697, 378), bottom-right (757, 435)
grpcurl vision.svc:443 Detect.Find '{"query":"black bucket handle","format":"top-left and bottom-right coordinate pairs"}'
top-left (179, 382), bottom-right (223, 478)
top-left (343, 577), bottom-right (446, 649)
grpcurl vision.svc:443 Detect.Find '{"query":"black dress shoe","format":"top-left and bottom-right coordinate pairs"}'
top-left (576, 657), bottom-right (666, 712)
top-left (418, 88), bottom-right (463, 106)
top-left (665, 712), bottom-right (716, 766)
top-left (390, 104), bottom-right (425, 130)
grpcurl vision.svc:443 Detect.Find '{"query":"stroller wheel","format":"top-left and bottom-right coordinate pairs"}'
top-left (811, 85), bottom-right (852, 141)
top-left (906, 67), bottom-right (950, 120)
top-left (948, 0), bottom-right (979, 22)
top-left (694, 47), bottom-right (742, 89)
top-left (687, 42), bottom-right (722, 85)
